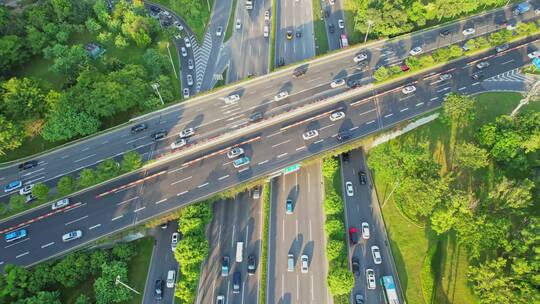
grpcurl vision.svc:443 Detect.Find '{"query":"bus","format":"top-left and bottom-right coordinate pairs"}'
top-left (381, 276), bottom-right (400, 304)
top-left (339, 34), bottom-right (349, 49)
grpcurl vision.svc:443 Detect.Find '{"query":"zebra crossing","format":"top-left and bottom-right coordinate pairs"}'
top-left (485, 68), bottom-right (535, 83)
top-left (191, 31), bottom-right (213, 92)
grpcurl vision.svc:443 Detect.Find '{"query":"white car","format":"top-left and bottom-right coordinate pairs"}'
top-left (62, 230), bottom-right (82, 242)
top-left (216, 26), bottom-right (223, 36)
top-left (371, 245), bottom-right (382, 264)
top-left (345, 181), bottom-right (354, 196)
top-left (227, 147), bottom-right (244, 159)
top-left (188, 59), bottom-right (194, 70)
top-left (439, 73), bottom-right (452, 80)
top-left (361, 222), bottom-right (370, 239)
top-left (183, 88), bottom-right (190, 99)
top-left (402, 85), bottom-right (416, 94)
top-left (330, 79), bottom-right (346, 88)
top-left (52, 198), bottom-right (70, 210)
top-left (301, 255), bottom-right (309, 273)
top-left (366, 269), bottom-right (376, 290)
top-left (184, 37), bottom-right (191, 47)
top-left (462, 27), bottom-right (475, 36)
top-left (476, 61), bottom-right (490, 69)
top-left (353, 53), bottom-right (368, 63)
top-left (302, 130), bottom-right (319, 140)
top-left (528, 51), bottom-right (540, 58)
top-left (409, 46), bottom-right (423, 56)
top-left (171, 232), bottom-right (179, 251)
top-left (170, 138), bottom-right (187, 150)
top-left (19, 184), bottom-right (33, 195)
top-left (329, 111), bottom-right (345, 121)
top-left (264, 25), bottom-right (269, 37)
top-left (506, 22), bottom-right (517, 31)
top-left (181, 47), bottom-right (187, 57)
top-left (174, 21), bottom-right (183, 31)
top-left (329, 0), bottom-right (335, 5)
top-left (186, 74), bottom-right (193, 86)
top-left (236, 19), bottom-right (241, 30)
top-left (224, 94), bottom-right (240, 104)
top-left (179, 127), bottom-right (195, 138)
top-left (216, 295), bottom-right (225, 304)
top-left (264, 10), bottom-right (270, 21)
top-left (338, 19), bottom-right (344, 29)
top-left (274, 91), bottom-right (289, 101)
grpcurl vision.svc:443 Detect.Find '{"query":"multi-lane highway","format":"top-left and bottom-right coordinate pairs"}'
top-left (267, 162), bottom-right (331, 304)
top-left (197, 191), bottom-right (263, 304)
top-left (321, 0), bottom-right (348, 50)
top-left (1, 32), bottom-right (540, 272)
top-left (1, 3), bottom-right (537, 208)
top-left (341, 149), bottom-right (402, 304)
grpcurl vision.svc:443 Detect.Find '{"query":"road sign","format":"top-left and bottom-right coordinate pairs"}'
top-left (282, 164), bottom-right (300, 175)
top-left (533, 57), bottom-right (540, 70)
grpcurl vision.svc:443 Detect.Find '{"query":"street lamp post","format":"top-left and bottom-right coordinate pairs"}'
top-left (364, 20), bottom-right (373, 43)
top-left (115, 275), bottom-right (141, 295)
top-left (151, 83), bottom-right (164, 105)
top-left (166, 42), bottom-right (178, 79)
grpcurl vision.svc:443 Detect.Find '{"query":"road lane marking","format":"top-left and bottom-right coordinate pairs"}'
top-left (238, 167), bottom-right (249, 173)
top-left (168, 166), bottom-right (184, 174)
top-left (65, 215), bottom-right (88, 226)
top-left (501, 59), bottom-right (514, 65)
top-left (101, 140), bottom-right (109, 144)
top-left (272, 139), bottom-right (291, 148)
top-left (430, 97), bottom-right (439, 101)
top-left (267, 131), bottom-right (283, 138)
top-left (171, 176), bottom-right (192, 186)
top-left (134, 207), bottom-right (146, 213)
top-left (74, 154), bottom-right (96, 163)
top-left (436, 87), bottom-right (450, 93)
top-left (0, 261), bottom-right (3, 265)
top-left (198, 182), bottom-right (209, 188)
top-left (81, 147), bottom-right (89, 152)
top-left (258, 160), bottom-right (269, 165)
top-left (4, 238), bottom-right (30, 249)
top-left (154, 199), bottom-right (167, 205)
top-left (27, 176), bottom-right (45, 184)
top-left (296, 146), bottom-right (306, 151)
top-left (472, 82), bottom-right (480, 86)
top-left (111, 215), bottom-right (124, 221)
top-left (416, 102), bottom-right (424, 107)
top-left (61, 155), bottom-right (70, 159)
top-left (359, 108), bottom-right (376, 116)
top-left (16, 251), bottom-right (29, 259)
top-left (366, 120), bottom-right (376, 124)
top-left (319, 124), bottom-right (334, 131)
top-left (218, 175), bottom-right (229, 180)
top-left (89, 224), bottom-right (101, 230)
top-left (384, 113), bottom-right (393, 118)
top-left (41, 242), bottom-right (54, 249)
top-left (458, 86), bottom-right (467, 91)
top-left (399, 95), bottom-right (414, 101)
top-left (400, 107), bottom-right (409, 112)
top-left (177, 191), bottom-right (188, 196)
top-left (117, 196), bottom-right (139, 206)
top-left (63, 202), bottom-right (86, 213)
top-left (126, 136), bottom-right (146, 144)
top-left (314, 139), bottom-right (324, 144)
top-left (277, 153), bottom-right (288, 158)
top-left (22, 168), bottom-right (45, 177)
top-left (350, 126), bottom-right (359, 131)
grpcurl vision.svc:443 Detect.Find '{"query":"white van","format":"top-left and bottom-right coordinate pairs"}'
top-left (287, 254), bottom-right (294, 272)
top-left (236, 242), bottom-right (244, 262)
top-left (166, 270), bottom-right (176, 288)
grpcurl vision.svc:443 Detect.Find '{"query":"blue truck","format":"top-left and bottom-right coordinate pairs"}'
top-left (514, 2), bottom-right (531, 15)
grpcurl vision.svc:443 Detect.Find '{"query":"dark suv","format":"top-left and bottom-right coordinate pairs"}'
top-left (439, 29), bottom-right (451, 37)
top-left (247, 254), bottom-right (257, 275)
top-left (358, 171), bottom-right (367, 185)
top-left (154, 279), bottom-right (164, 300)
top-left (131, 123), bottom-right (148, 133)
top-left (151, 130), bottom-right (168, 141)
top-left (351, 257), bottom-right (360, 276)
top-left (18, 160), bottom-right (38, 171)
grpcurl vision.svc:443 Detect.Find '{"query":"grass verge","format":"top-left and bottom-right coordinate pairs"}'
top-left (269, 0), bottom-right (277, 71)
top-left (223, 0), bottom-right (238, 43)
top-left (124, 237), bottom-right (154, 304)
top-left (259, 184), bottom-right (271, 304)
top-left (342, 0), bottom-right (362, 44)
top-left (312, 0), bottom-right (329, 55)
top-left (372, 92), bottom-right (524, 304)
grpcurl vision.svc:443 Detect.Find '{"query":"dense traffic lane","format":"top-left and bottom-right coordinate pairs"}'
top-left (267, 163), bottom-right (331, 304)
top-left (1, 37), bottom-right (538, 271)
top-left (341, 149), bottom-right (403, 304)
top-left (3, 1), bottom-right (535, 195)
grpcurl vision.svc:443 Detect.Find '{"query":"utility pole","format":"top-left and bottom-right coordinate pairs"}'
top-left (364, 20), bottom-right (373, 43)
top-left (115, 275), bottom-right (140, 295)
top-left (151, 83), bottom-right (164, 105)
top-left (166, 42), bottom-right (178, 79)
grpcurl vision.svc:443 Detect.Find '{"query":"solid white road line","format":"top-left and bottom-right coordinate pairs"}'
top-left (41, 242), bottom-right (54, 249)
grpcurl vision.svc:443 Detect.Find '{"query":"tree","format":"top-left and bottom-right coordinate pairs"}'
top-left (32, 183), bottom-right (50, 202)
top-left (53, 252), bottom-right (90, 288)
top-left (79, 168), bottom-right (98, 188)
top-left (327, 267), bottom-right (354, 295)
top-left (454, 142), bottom-right (490, 170)
top-left (0, 115), bottom-right (24, 155)
top-left (93, 261), bottom-right (132, 304)
top-left (9, 194), bottom-right (26, 211)
top-left (1, 77), bottom-right (46, 121)
top-left (143, 48), bottom-right (169, 78)
top-left (326, 239), bottom-right (345, 261)
top-left (97, 158), bottom-right (120, 181)
top-left (27, 262), bottom-right (56, 294)
top-left (374, 66), bottom-right (391, 81)
top-left (74, 294), bottom-right (91, 304)
top-left (85, 18), bottom-right (102, 35)
top-left (57, 175), bottom-right (77, 196)
top-left (440, 93), bottom-right (475, 130)
top-left (0, 35), bottom-right (28, 74)
top-left (0, 264), bottom-right (29, 299)
top-left (46, 44), bottom-right (89, 77)
top-left (114, 35), bottom-right (128, 48)
top-left (488, 177), bottom-right (534, 209)
top-left (41, 106), bottom-right (100, 142)
top-left (111, 243), bottom-right (134, 262)
top-left (120, 151), bottom-right (143, 173)
top-left (16, 291), bottom-right (61, 304)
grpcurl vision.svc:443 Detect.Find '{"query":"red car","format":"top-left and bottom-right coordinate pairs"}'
top-left (349, 227), bottom-right (359, 244)
top-left (400, 63), bottom-right (410, 72)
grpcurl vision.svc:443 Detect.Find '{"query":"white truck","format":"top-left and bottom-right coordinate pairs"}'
top-left (246, 0), bottom-right (253, 10)
top-left (236, 242), bottom-right (244, 262)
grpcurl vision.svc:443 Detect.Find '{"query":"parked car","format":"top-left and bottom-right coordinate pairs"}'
top-left (361, 222), bottom-right (370, 239)
top-left (371, 245), bottom-right (382, 264)
top-left (351, 257), bottom-right (360, 276)
top-left (349, 226), bottom-right (359, 244)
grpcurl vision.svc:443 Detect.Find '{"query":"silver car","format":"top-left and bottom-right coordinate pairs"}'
top-left (187, 59), bottom-right (194, 70)
top-left (227, 147), bottom-right (244, 159)
top-left (181, 47), bottom-right (187, 57)
top-left (186, 74), bottom-right (193, 86)
top-left (62, 230), bottom-right (82, 242)
top-left (184, 37), bottom-right (191, 47)
top-left (52, 198), bottom-right (70, 210)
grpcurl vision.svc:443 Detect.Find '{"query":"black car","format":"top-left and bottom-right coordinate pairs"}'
top-left (296, 30), bottom-right (302, 38)
top-left (324, 9), bottom-right (330, 18)
top-left (154, 279), bottom-right (164, 300)
top-left (250, 112), bottom-right (263, 122)
top-left (347, 79), bottom-right (361, 88)
top-left (131, 123), bottom-right (148, 133)
top-left (247, 254), bottom-right (257, 275)
top-left (342, 152), bottom-right (350, 162)
top-left (18, 160), bottom-right (38, 171)
top-left (439, 29), bottom-right (451, 37)
top-left (351, 257), bottom-right (360, 276)
top-left (293, 68), bottom-right (306, 78)
top-left (355, 60), bottom-right (368, 71)
top-left (336, 131), bottom-right (351, 142)
top-left (355, 293), bottom-right (365, 304)
top-left (329, 24), bottom-right (335, 33)
top-left (358, 171), bottom-right (367, 185)
top-left (278, 57), bottom-right (285, 67)
top-left (151, 130), bottom-right (168, 141)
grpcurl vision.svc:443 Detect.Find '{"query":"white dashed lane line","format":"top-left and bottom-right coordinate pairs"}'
top-left (218, 175), bottom-right (229, 181)
top-left (177, 191), bottom-right (189, 196)
top-left (41, 242), bottom-right (54, 249)
top-left (74, 154), bottom-right (96, 163)
top-left (171, 176), bottom-right (192, 186)
top-left (296, 146), bottom-right (306, 151)
top-left (400, 107), bottom-right (409, 112)
top-left (430, 97), bottom-right (439, 101)
top-left (198, 182), bottom-right (209, 189)
top-left (416, 102), bottom-right (424, 107)
top-left (384, 113), bottom-right (393, 118)
top-left (366, 120), bottom-right (376, 124)
top-left (472, 82), bottom-right (480, 86)
top-left (314, 139), bottom-right (324, 144)
top-left (65, 215), bottom-right (88, 226)
top-left (458, 86), bottom-right (467, 91)
top-left (16, 252), bottom-right (29, 259)
top-left (258, 160), bottom-right (269, 165)
top-left (154, 199), bottom-right (167, 205)
top-left (238, 167), bottom-right (250, 173)
top-left (111, 215), bottom-right (124, 221)
top-left (277, 153), bottom-right (288, 159)
top-left (134, 207), bottom-right (146, 213)
top-left (272, 140), bottom-right (291, 148)
top-left (89, 224), bottom-right (102, 230)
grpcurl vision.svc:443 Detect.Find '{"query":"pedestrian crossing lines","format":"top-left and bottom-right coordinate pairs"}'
top-left (192, 31), bottom-right (213, 91)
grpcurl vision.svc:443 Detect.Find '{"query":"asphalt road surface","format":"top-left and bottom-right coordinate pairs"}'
top-left (1, 33), bottom-right (539, 272)
top-left (1, 3), bottom-right (537, 206)
top-left (142, 221), bottom-right (180, 304)
top-left (321, 0), bottom-right (347, 50)
top-left (267, 162), bottom-right (331, 304)
top-left (341, 149), bottom-right (403, 304)
top-left (196, 191), bottom-right (263, 304)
